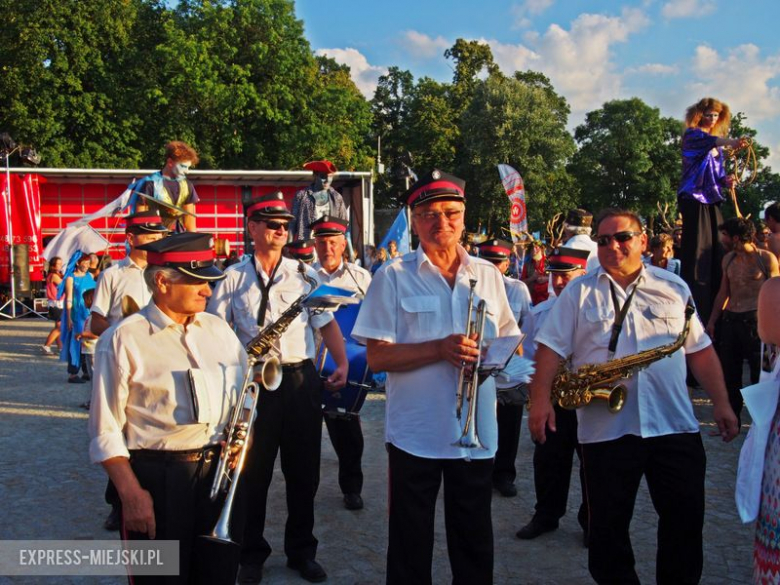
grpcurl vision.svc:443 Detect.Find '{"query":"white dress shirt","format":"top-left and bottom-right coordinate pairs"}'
top-left (521, 296), bottom-right (556, 361)
top-left (207, 255), bottom-right (333, 363)
top-left (536, 265), bottom-right (711, 444)
top-left (88, 302), bottom-right (248, 463)
top-left (313, 261), bottom-right (372, 296)
top-left (352, 246), bottom-right (521, 460)
top-left (497, 275), bottom-right (532, 390)
top-left (91, 257), bottom-right (151, 325)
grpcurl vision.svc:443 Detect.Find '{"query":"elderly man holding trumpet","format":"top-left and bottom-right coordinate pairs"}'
top-left (352, 170), bottom-right (521, 585)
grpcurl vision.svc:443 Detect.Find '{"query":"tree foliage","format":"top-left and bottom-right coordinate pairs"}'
top-left (0, 0), bottom-right (372, 170)
top-left (568, 98), bottom-right (681, 222)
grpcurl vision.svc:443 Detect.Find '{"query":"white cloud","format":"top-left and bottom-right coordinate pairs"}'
top-left (511, 0), bottom-right (555, 28)
top-left (687, 44), bottom-right (780, 121)
top-left (485, 7), bottom-right (650, 117)
top-left (661, 0), bottom-right (717, 20)
top-left (400, 30), bottom-right (450, 60)
top-left (626, 63), bottom-right (680, 75)
top-left (315, 48), bottom-right (387, 98)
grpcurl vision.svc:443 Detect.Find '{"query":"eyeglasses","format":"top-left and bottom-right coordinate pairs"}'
top-left (594, 231), bottom-right (643, 247)
top-left (263, 220), bottom-right (289, 231)
top-left (413, 209), bottom-right (464, 222)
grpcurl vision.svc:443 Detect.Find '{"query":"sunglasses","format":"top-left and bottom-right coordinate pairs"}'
top-left (594, 230), bottom-right (643, 247)
top-left (263, 220), bottom-right (289, 231)
top-left (413, 209), bottom-right (464, 222)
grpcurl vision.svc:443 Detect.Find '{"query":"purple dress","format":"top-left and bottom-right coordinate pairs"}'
top-left (678, 127), bottom-right (726, 203)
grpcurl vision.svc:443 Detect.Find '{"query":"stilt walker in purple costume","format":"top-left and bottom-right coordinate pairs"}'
top-left (678, 97), bottom-right (747, 325)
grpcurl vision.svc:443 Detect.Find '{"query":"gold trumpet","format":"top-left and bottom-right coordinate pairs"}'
top-left (453, 279), bottom-right (487, 450)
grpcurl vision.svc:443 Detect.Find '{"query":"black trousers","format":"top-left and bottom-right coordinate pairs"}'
top-left (581, 433), bottom-right (706, 585)
top-left (532, 405), bottom-right (586, 527)
top-left (720, 310), bottom-right (761, 423)
top-left (679, 197), bottom-right (723, 326)
top-left (124, 447), bottom-right (240, 585)
top-left (324, 414), bottom-right (364, 495)
top-left (235, 360), bottom-right (323, 566)
top-left (493, 401), bottom-right (523, 485)
top-left (386, 444), bottom-right (493, 585)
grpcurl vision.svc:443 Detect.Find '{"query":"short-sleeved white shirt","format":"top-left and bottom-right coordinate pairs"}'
top-left (503, 274), bottom-right (532, 326)
top-left (535, 265), bottom-right (710, 444)
top-left (521, 296), bottom-right (556, 361)
top-left (207, 255), bottom-right (333, 363)
top-left (313, 261), bottom-right (372, 296)
top-left (88, 302), bottom-right (247, 463)
top-left (91, 257), bottom-right (151, 325)
top-left (352, 246), bottom-right (521, 459)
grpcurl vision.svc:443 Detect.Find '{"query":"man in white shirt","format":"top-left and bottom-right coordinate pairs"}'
top-left (353, 170), bottom-right (520, 585)
top-left (516, 247), bottom-right (589, 543)
top-left (528, 208), bottom-right (738, 585)
top-left (476, 239), bottom-right (532, 498)
top-left (311, 216), bottom-right (372, 511)
top-left (91, 210), bottom-right (168, 335)
top-left (88, 232), bottom-right (247, 585)
top-left (89, 210), bottom-right (168, 532)
top-left (562, 208), bottom-right (599, 272)
top-left (208, 191), bottom-right (348, 585)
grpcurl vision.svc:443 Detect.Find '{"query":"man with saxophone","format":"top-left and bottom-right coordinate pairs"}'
top-left (352, 170), bottom-right (520, 585)
top-left (528, 208), bottom-right (739, 585)
top-left (89, 210), bottom-right (168, 532)
top-left (88, 232), bottom-right (247, 585)
top-left (207, 191), bottom-right (348, 584)
top-left (311, 215), bottom-right (372, 511)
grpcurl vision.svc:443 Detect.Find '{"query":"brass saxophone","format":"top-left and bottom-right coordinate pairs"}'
top-left (202, 261), bottom-right (317, 545)
top-left (553, 303), bottom-right (695, 413)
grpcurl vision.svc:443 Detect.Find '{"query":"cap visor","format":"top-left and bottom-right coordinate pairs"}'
top-left (176, 265), bottom-right (226, 282)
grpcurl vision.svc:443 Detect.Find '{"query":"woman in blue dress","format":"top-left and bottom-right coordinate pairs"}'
top-left (678, 97), bottom-right (747, 325)
top-left (59, 251), bottom-right (96, 383)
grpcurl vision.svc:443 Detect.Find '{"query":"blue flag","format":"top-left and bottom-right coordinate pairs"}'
top-left (378, 209), bottom-right (411, 255)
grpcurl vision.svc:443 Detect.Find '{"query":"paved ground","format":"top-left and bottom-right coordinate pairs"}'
top-left (0, 319), bottom-right (756, 584)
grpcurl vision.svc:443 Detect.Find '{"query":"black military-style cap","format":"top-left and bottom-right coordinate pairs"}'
top-left (124, 210), bottom-right (169, 234)
top-left (477, 239), bottom-right (514, 263)
top-left (310, 216), bottom-right (348, 237)
top-left (136, 232), bottom-right (224, 281)
top-left (546, 247), bottom-right (590, 272)
top-left (284, 239), bottom-right (316, 264)
top-left (564, 208), bottom-right (593, 228)
top-left (400, 169), bottom-right (465, 209)
top-left (246, 191), bottom-right (295, 221)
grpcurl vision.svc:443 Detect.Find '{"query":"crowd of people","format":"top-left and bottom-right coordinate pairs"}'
top-left (25, 98), bottom-right (780, 585)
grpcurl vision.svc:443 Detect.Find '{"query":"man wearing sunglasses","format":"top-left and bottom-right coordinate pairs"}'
top-left (208, 191), bottom-right (348, 584)
top-left (528, 208), bottom-right (738, 585)
top-left (353, 170), bottom-right (520, 585)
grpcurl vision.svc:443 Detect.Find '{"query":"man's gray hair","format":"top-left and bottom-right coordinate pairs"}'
top-left (144, 265), bottom-right (186, 291)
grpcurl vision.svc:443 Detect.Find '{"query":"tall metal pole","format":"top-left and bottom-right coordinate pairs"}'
top-left (3, 151), bottom-right (17, 318)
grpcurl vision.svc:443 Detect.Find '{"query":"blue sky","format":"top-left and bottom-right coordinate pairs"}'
top-left (295, 0), bottom-right (780, 168)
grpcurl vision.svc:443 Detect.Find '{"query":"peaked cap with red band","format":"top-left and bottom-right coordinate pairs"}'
top-left (136, 232), bottom-right (224, 281)
top-left (303, 160), bottom-right (338, 175)
top-left (246, 191), bottom-right (295, 221)
top-left (124, 210), bottom-right (169, 234)
top-left (546, 246), bottom-right (589, 272)
top-left (477, 239), bottom-right (514, 263)
top-left (401, 169), bottom-right (466, 209)
top-left (310, 215), bottom-right (348, 237)
top-left (285, 239), bottom-right (316, 264)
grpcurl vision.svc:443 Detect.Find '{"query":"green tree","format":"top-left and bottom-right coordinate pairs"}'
top-left (568, 98), bottom-right (680, 221)
top-left (458, 71), bottom-right (577, 235)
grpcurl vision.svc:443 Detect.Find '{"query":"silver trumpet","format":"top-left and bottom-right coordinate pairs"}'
top-left (202, 355), bottom-right (282, 545)
top-left (453, 279), bottom-right (487, 450)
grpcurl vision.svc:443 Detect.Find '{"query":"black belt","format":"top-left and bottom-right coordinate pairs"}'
top-left (282, 359), bottom-right (311, 371)
top-left (129, 445), bottom-right (220, 462)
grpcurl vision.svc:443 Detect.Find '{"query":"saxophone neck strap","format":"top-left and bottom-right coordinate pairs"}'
top-left (608, 280), bottom-right (639, 359)
top-left (256, 257), bottom-right (283, 326)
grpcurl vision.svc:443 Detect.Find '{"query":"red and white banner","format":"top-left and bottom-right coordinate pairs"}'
top-left (497, 164), bottom-right (527, 242)
top-left (0, 172), bottom-right (44, 283)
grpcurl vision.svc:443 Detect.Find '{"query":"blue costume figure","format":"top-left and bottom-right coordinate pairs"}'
top-left (678, 98), bottom-right (746, 325)
top-left (59, 251), bottom-right (96, 383)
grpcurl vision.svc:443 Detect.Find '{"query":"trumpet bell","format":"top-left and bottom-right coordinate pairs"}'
top-left (254, 356), bottom-right (282, 391)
